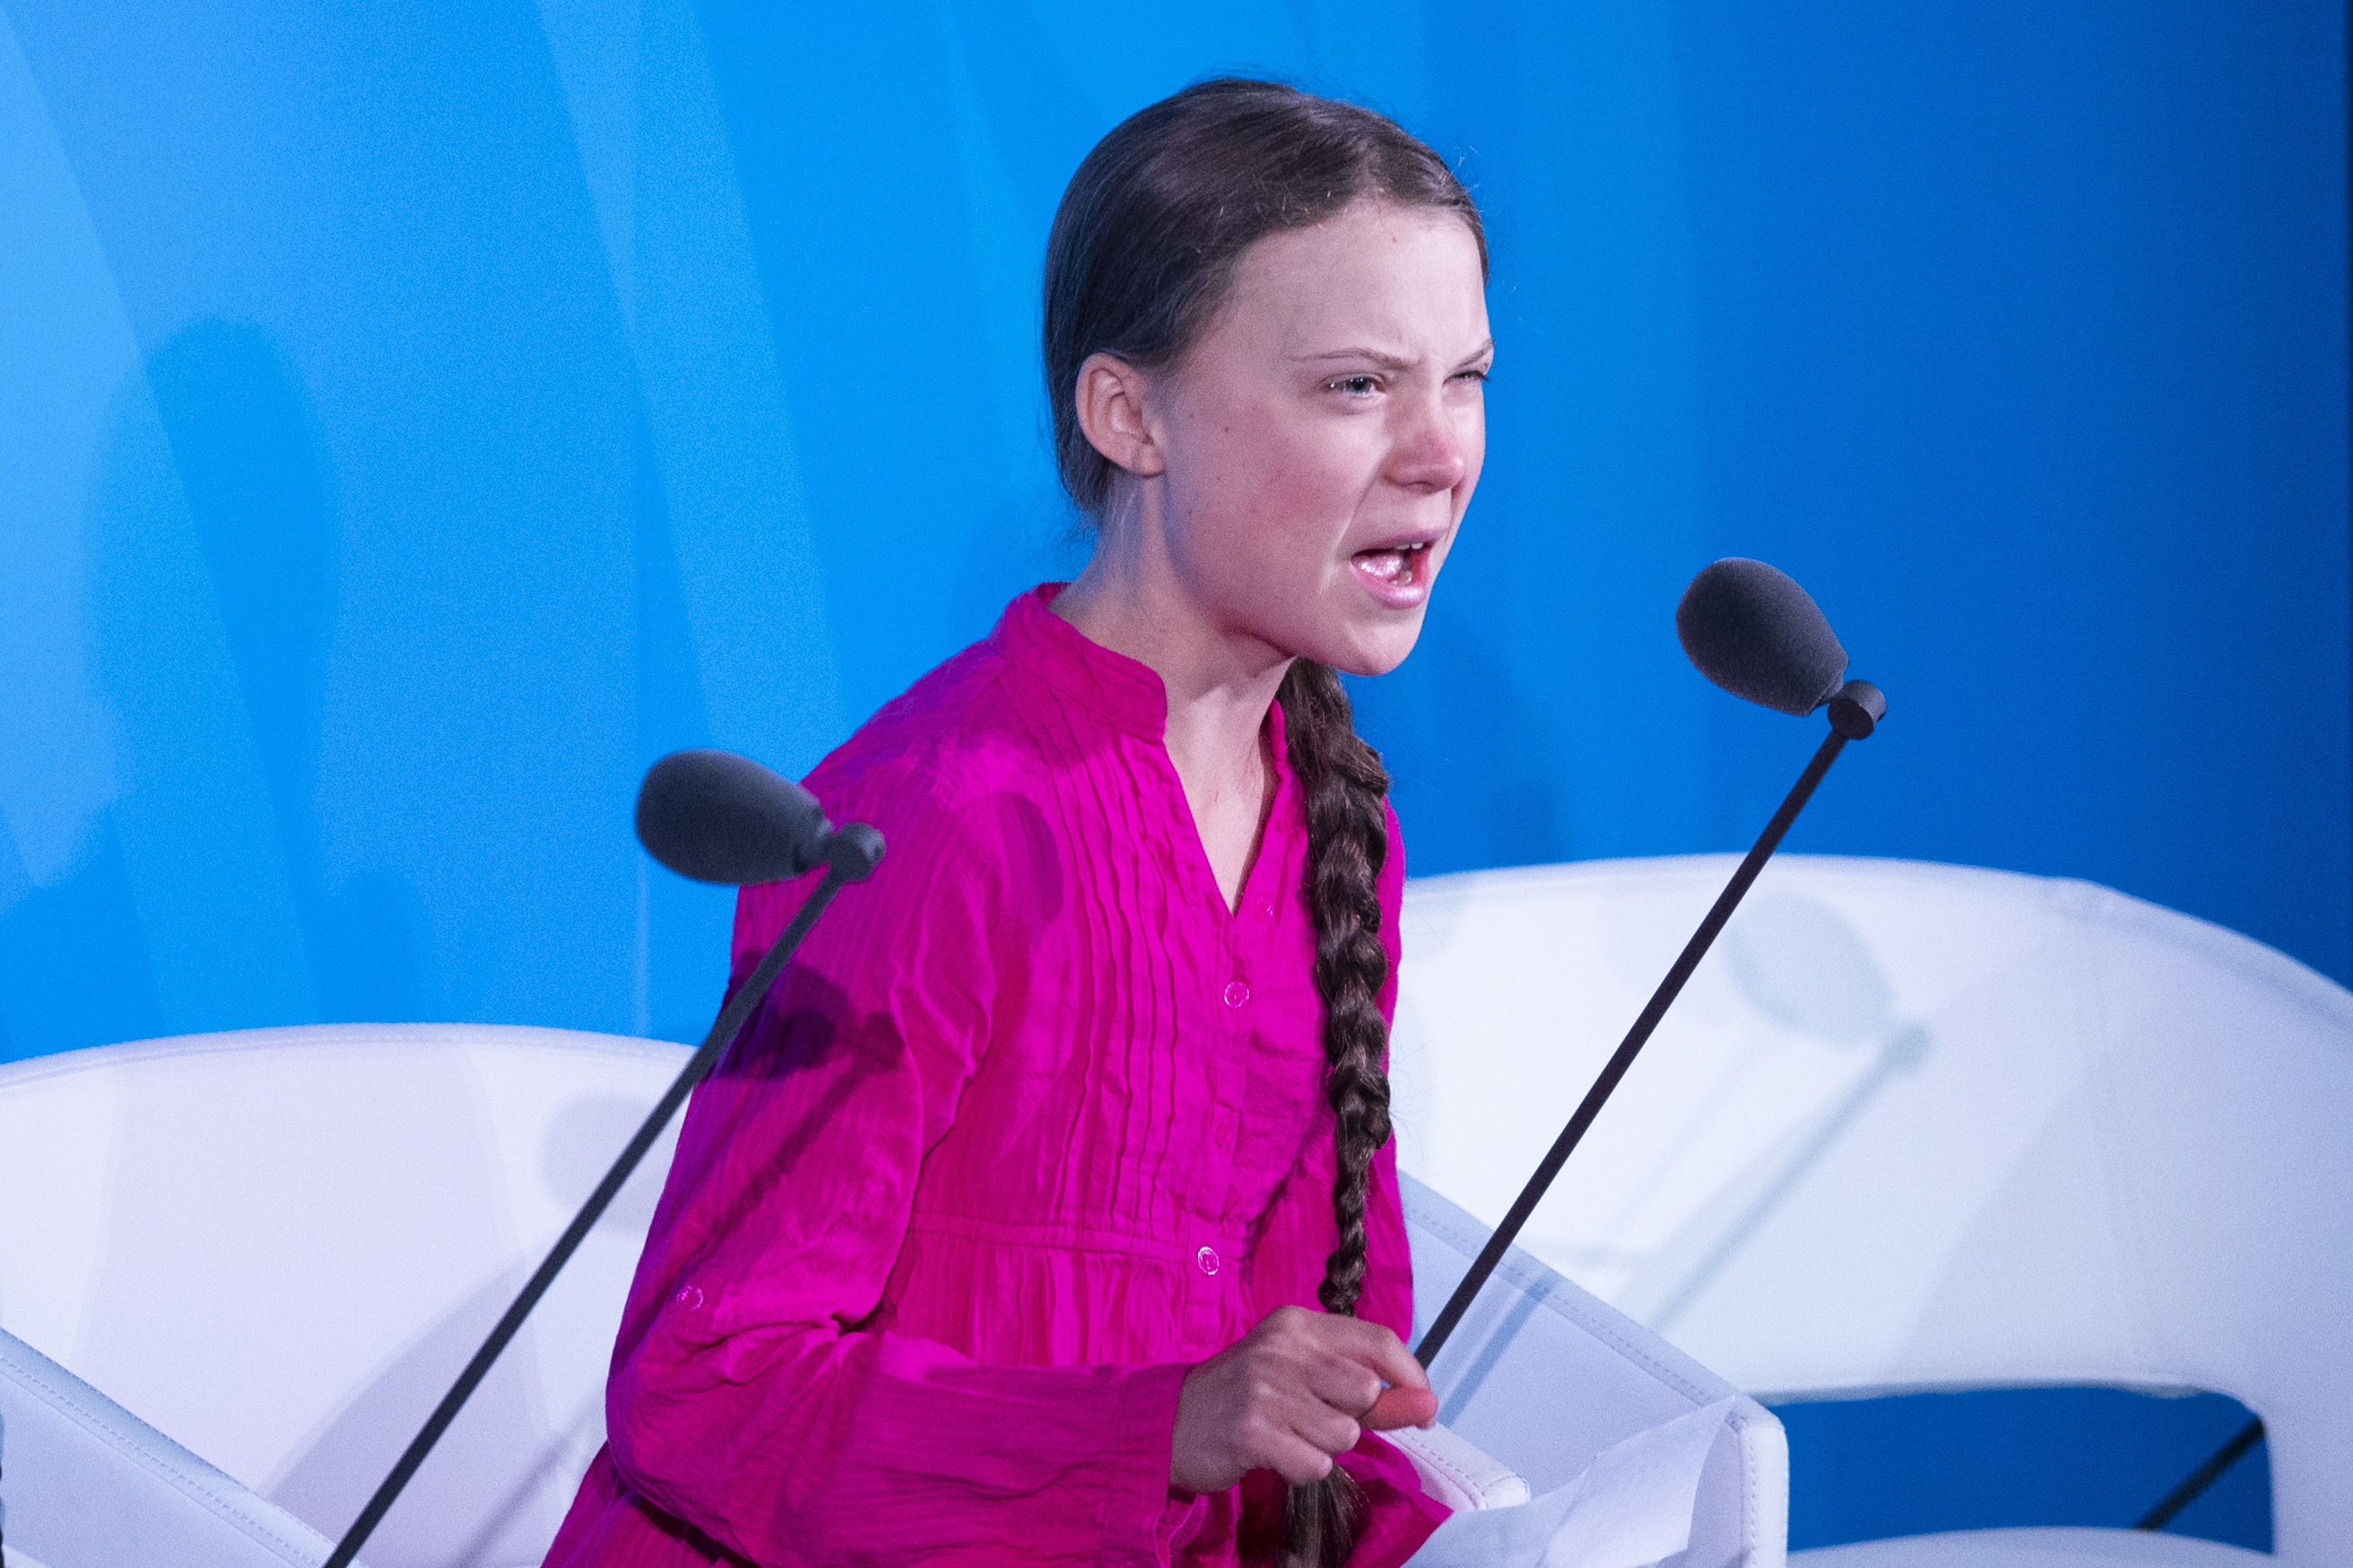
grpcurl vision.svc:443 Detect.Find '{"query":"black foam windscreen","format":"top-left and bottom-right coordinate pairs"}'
top-left (1676, 559), bottom-right (1849, 715)
top-left (636, 749), bottom-right (831, 885)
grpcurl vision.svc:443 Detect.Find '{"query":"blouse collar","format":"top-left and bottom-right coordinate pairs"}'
top-left (991, 583), bottom-right (1298, 767)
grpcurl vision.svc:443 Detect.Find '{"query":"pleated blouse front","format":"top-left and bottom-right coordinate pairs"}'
top-left (542, 585), bottom-right (1446, 1568)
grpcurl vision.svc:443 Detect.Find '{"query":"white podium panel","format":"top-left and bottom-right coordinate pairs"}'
top-left (1404, 1173), bottom-right (1786, 1568)
top-left (1, 1020), bottom-right (1786, 1566)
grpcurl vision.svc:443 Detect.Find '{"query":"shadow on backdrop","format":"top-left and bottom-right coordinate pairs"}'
top-left (143, 320), bottom-right (437, 1027)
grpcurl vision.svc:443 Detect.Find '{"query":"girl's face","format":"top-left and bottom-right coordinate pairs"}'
top-left (1146, 200), bottom-right (1491, 678)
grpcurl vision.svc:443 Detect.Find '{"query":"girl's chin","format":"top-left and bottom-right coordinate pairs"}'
top-left (1307, 609), bottom-right (1428, 680)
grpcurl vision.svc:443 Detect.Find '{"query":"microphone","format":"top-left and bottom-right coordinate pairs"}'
top-left (1414, 561), bottom-right (1886, 1370)
top-left (638, 748), bottom-right (883, 885)
top-left (1678, 559), bottom-right (1882, 738)
top-left (1676, 558), bottom-right (1847, 716)
top-left (326, 750), bottom-right (881, 1568)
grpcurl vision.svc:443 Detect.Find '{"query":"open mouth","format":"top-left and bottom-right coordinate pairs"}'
top-left (1351, 540), bottom-right (1436, 592)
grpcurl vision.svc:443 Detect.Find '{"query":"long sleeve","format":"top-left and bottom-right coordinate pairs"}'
top-left (602, 766), bottom-right (1191, 1567)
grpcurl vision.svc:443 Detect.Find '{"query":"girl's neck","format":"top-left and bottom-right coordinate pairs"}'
top-left (1053, 518), bottom-right (1290, 910)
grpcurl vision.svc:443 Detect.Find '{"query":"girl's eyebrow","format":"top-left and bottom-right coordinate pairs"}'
top-left (1289, 337), bottom-right (1497, 371)
top-left (1289, 346), bottom-right (1415, 369)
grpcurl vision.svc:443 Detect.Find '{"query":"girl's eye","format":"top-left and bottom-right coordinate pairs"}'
top-left (1330, 375), bottom-right (1381, 395)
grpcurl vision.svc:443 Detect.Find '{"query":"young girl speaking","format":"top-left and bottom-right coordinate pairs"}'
top-left (545, 77), bottom-right (1491, 1568)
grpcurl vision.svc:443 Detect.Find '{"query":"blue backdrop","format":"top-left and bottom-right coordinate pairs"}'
top-left (0, 1), bottom-right (2341, 1548)
top-left (3, 3), bottom-right (2344, 1058)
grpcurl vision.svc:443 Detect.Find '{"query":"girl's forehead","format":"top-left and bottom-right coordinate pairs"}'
top-left (1215, 207), bottom-right (1489, 353)
top-left (1242, 202), bottom-right (1479, 278)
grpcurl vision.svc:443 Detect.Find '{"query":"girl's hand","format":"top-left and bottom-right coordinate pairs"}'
top-left (1170, 1305), bottom-right (1438, 1493)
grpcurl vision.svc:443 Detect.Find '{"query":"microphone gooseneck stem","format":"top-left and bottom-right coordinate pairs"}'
top-left (1414, 715), bottom-right (1862, 1372)
top-left (324, 863), bottom-right (860, 1568)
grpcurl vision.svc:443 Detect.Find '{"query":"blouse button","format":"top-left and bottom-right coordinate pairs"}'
top-left (674, 1284), bottom-right (704, 1311)
top-left (1213, 1113), bottom-right (1236, 1148)
top-left (1221, 980), bottom-right (1250, 1009)
top-left (1196, 1245), bottom-right (1221, 1276)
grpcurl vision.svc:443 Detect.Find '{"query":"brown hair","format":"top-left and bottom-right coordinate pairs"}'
top-left (1043, 78), bottom-right (1481, 1566)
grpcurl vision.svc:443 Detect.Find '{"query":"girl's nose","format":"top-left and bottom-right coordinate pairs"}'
top-left (1385, 395), bottom-right (1471, 493)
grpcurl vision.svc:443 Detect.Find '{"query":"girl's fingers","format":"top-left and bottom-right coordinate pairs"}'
top-left (1362, 1384), bottom-right (1440, 1431)
top-left (1343, 1319), bottom-right (1432, 1399)
top-left (1299, 1347), bottom-right (1385, 1420)
top-left (1300, 1316), bottom-right (1432, 1427)
top-left (1263, 1432), bottom-right (1341, 1486)
top-left (1194, 1308), bottom-right (1437, 1485)
top-left (1294, 1399), bottom-right (1364, 1459)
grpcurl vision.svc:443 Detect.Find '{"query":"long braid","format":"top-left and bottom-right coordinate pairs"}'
top-left (1278, 658), bottom-right (1394, 1568)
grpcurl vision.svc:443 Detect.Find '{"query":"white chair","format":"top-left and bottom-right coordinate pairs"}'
top-left (0, 1021), bottom-right (1788, 1566)
top-left (1392, 853), bottom-right (2352, 1566)
top-left (0, 1025), bottom-right (683, 1568)
top-left (2, 1322), bottom-right (345, 1568)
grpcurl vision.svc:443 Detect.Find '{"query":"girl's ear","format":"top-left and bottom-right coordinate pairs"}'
top-left (1072, 352), bottom-right (1167, 479)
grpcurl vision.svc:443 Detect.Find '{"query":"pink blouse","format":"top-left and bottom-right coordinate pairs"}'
top-left (542, 585), bottom-right (1448, 1566)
